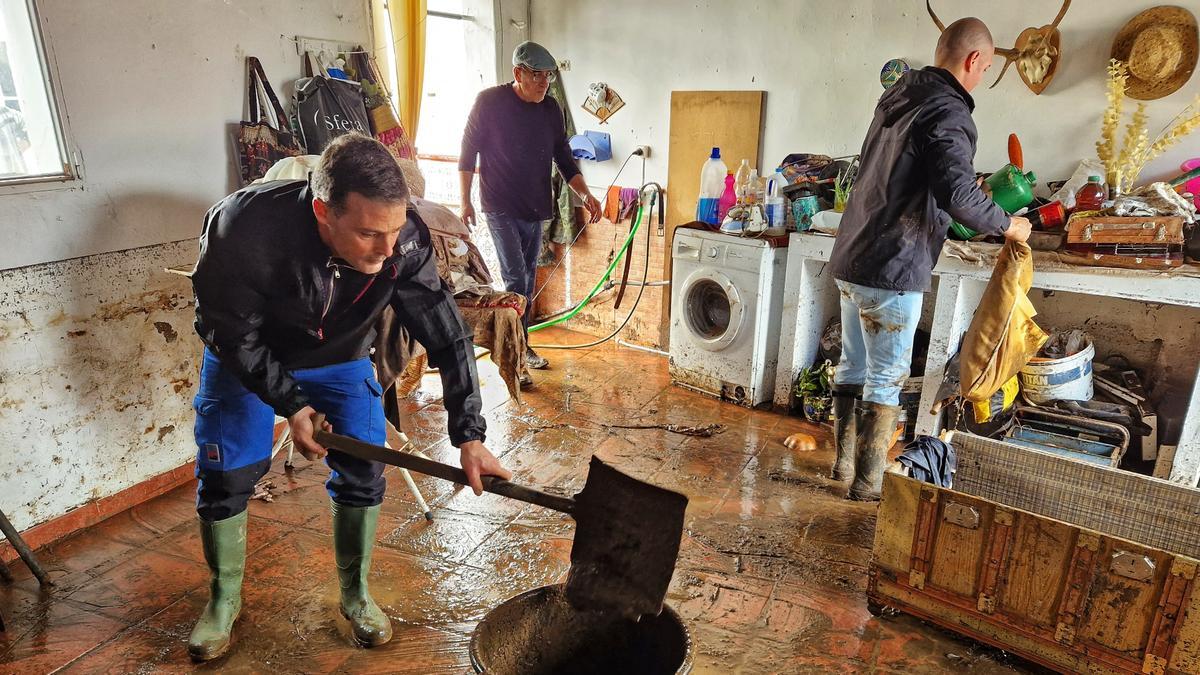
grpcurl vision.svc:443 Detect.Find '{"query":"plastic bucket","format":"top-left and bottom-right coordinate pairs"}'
top-left (470, 584), bottom-right (693, 675)
top-left (1019, 339), bottom-right (1095, 404)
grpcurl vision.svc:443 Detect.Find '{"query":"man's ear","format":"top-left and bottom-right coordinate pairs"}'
top-left (312, 198), bottom-right (329, 226)
top-left (966, 50), bottom-right (981, 73)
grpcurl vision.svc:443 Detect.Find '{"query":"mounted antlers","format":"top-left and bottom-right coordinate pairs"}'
top-left (927, 0), bottom-right (1072, 95)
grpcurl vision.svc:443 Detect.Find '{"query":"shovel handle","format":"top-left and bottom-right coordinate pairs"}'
top-left (312, 426), bottom-right (575, 514)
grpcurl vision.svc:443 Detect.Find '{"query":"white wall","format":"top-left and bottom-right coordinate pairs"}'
top-left (494, 0), bottom-right (531, 83)
top-left (0, 0), bottom-right (370, 271)
top-left (533, 0), bottom-right (1200, 196)
top-left (0, 0), bottom-right (371, 532)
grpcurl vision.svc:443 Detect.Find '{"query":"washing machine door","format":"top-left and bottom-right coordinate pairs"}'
top-left (681, 268), bottom-right (744, 351)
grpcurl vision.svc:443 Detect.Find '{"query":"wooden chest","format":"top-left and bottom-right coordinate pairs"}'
top-left (1062, 215), bottom-right (1186, 269)
top-left (870, 432), bottom-right (1200, 674)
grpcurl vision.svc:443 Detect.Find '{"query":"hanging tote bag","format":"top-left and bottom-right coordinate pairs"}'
top-left (234, 57), bottom-right (302, 186)
top-left (350, 50), bottom-right (415, 161)
top-left (294, 51), bottom-right (372, 154)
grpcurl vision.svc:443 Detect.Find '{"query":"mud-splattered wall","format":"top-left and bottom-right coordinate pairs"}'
top-left (0, 0), bottom-right (371, 532)
top-left (0, 241), bottom-right (200, 530)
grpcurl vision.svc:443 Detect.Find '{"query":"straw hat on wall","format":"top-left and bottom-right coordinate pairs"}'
top-left (1112, 5), bottom-right (1199, 100)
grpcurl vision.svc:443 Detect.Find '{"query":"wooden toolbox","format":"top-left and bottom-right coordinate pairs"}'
top-left (870, 432), bottom-right (1200, 674)
top-left (1063, 215), bottom-right (1186, 269)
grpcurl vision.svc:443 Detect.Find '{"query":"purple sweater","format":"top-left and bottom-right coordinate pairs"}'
top-left (459, 83), bottom-right (580, 221)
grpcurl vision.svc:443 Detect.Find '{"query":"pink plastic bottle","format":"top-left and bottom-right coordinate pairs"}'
top-left (717, 172), bottom-right (736, 222)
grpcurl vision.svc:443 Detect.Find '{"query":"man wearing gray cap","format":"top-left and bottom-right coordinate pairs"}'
top-left (459, 40), bottom-right (601, 381)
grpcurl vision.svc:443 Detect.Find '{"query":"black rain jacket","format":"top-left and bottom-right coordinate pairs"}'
top-left (830, 67), bottom-right (1009, 292)
top-left (191, 179), bottom-right (486, 446)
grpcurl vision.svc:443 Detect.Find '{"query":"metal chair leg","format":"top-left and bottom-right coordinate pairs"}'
top-left (271, 422), bottom-right (433, 520)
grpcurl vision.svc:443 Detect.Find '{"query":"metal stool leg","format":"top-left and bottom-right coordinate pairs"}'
top-left (271, 420), bottom-right (295, 469)
top-left (0, 507), bottom-right (51, 587)
top-left (386, 427), bottom-right (433, 521)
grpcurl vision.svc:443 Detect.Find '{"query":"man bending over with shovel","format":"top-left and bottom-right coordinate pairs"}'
top-left (187, 133), bottom-right (511, 660)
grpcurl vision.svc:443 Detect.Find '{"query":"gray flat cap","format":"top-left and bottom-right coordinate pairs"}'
top-left (513, 41), bottom-right (556, 70)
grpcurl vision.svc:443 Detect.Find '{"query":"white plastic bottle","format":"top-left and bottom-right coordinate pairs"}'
top-left (696, 148), bottom-right (728, 225)
top-left (765, 167), bottom-right (787, 229)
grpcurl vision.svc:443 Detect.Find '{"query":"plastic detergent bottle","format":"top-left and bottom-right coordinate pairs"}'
top-left (1076, 175), bottom-right (1107, 212)
top-left (717, 172), bottom-right (737, 222)
top-left (695, 147), bottom-right (728, 225)
top-left (734, 159), bottom-right (751, 203)
top-left (765, 167), bottom-right (787, 228)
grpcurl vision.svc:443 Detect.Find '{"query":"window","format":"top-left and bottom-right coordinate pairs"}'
top-left (379, 0), bottom-right (490, 206)
top-left (0, 0), bottom-right (72, 184)
top-left (418, 0), bottom-right (477, 159)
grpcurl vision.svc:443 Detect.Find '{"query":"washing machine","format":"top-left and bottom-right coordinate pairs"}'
top-left (669, 228), bottom-right (788, 407)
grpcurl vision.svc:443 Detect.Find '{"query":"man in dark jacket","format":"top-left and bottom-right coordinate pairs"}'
top-left (827, 18), bottom-right (1031, 501)
top-left (459, 41), bottom-right (601, 381)
top-left (187, 134), bottom-right (510, 660)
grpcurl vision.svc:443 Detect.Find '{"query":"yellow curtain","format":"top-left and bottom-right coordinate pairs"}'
top-left (371, 0), bottom-right (425, 141)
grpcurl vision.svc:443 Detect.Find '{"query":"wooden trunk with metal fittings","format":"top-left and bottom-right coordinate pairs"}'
top-left (1063, 215), bottom-right (1186, 270)
top-left (870, 432), bottom-right (1200, 674)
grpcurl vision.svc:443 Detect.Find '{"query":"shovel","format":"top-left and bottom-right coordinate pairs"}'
top-left (313, 427), bottom-right (688, 618)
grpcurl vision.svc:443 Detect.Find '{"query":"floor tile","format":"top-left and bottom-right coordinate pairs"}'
top-left (0, 600), bottom-right (128, 673)
top-left (63, 549), bottom-right (208, 624)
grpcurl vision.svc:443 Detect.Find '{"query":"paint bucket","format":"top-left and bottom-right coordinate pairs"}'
top-left (470, 584), bottom-right (693, 675)
top-left (1019, 338), bottom-right (1095, 404)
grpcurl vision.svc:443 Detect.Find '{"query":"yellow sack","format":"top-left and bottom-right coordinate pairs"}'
top-left (960, 240), bottom-right (1048, 403)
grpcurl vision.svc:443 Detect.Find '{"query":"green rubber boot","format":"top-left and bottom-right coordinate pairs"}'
top-left (829, 384), bottom-right (863, 482)
top-left (847, 401), bottom-right (902, 502)
top-left (188, 510), bottom-right (247, 662)
top-left (331, 502), bottom-right (393, 647)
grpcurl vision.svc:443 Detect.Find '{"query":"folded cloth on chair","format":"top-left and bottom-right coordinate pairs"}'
top-left (457, 294), bottom-right (527, 401)
top-left (411, 197), bottom-right (494, 295)
top-left (376, 293), bottom-right (527, 403)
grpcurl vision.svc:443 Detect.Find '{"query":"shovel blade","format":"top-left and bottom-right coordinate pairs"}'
top-left (564, 456), bottom-right (688, 618)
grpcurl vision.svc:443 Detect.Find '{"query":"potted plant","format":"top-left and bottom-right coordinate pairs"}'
top-left (793, 360), bottom-right (834, 424)
top-left (833, 168), bottom-right (853, 213)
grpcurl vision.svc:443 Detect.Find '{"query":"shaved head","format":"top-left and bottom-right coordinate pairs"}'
top-left (935, 17), bottom-right (994, 67)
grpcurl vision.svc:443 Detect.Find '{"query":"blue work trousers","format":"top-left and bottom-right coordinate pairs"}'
top-left (192, 349), bottom-right (387, 521)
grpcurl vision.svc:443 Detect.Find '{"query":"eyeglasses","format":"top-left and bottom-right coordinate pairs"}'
top-left (519, 67), bottom-right (556, 83)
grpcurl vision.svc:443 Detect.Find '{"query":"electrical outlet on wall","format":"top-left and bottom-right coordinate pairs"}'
top-left (634, 145), bottom-right (651, 158)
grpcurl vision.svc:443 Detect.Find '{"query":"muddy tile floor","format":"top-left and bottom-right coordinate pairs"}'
top-left (0, 328), bottom-right (1044, 674)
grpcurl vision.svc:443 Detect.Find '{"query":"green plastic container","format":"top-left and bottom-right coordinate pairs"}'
top-left (949, 164), bottom-right (1038, 240)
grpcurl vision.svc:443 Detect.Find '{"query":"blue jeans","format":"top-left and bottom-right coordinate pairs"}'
top-left (484, 212), bottom-right (548, 333)
top-left (192, 349), bottom-right (388, 521)
top-left (834, 280), bottom-right (924, 406)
